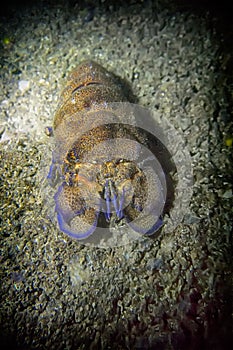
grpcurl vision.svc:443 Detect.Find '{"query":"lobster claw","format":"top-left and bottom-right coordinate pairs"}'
top-left (54, 183), bottom-right (100, 239)
top-left (124, 166), bottom-right (166, 235)
top-left (127, 212), bottom-right (163, 235)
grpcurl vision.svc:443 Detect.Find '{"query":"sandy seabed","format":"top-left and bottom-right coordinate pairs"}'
top-left (0, 1), bottom-right (232, 349)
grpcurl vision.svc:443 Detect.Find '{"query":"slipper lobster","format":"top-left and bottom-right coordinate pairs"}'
top-left (48, 61), bottom-right (167, 242)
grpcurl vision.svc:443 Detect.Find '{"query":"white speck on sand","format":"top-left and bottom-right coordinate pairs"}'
top-left (18, 80), bottom-right (30, 93)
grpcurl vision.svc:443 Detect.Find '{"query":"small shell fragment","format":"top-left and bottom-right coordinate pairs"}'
top-left (18, 80), bottom-right (30, 93)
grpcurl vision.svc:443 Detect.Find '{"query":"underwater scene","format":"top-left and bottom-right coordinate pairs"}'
top-left (0, 0), bottom-right (232, 349)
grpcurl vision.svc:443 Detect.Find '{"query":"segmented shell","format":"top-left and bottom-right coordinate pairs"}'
top-left (49, 61), bottom-right (168, 244)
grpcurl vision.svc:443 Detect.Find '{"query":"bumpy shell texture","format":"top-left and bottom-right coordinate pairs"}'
top-left (48, 61), bottom-right (187, 246)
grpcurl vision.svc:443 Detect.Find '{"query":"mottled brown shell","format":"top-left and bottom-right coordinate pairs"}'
top-left (49, 61), bottom-right (166, 242)
top-left (53, 61), bottom-right (127, 129)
